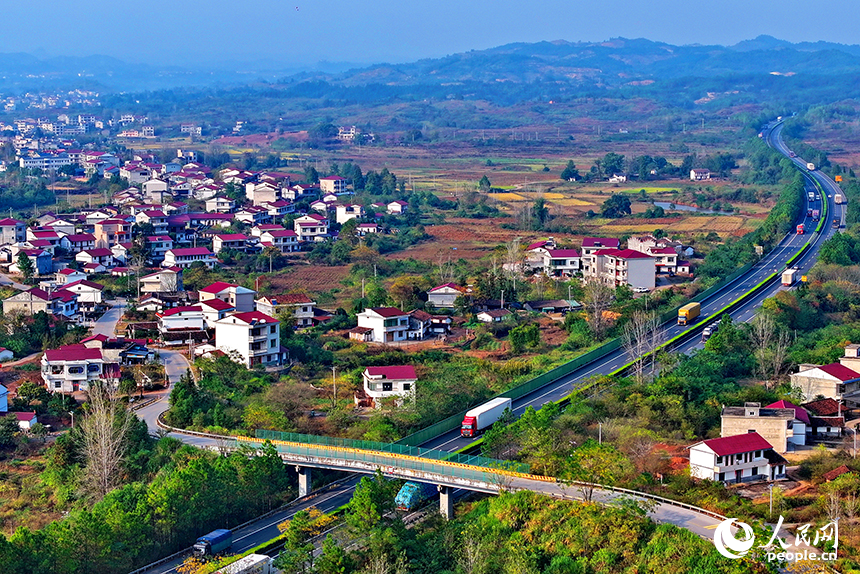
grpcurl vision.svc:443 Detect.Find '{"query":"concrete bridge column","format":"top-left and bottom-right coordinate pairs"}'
top-left (439, 485), bottom-right (454, 519)
top-left (296, 466), bottom-right (312, 497)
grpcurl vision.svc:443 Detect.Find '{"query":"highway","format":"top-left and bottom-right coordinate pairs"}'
top-left (133, 120), bottom-right (846, 573)
top-left (423, 121), bottom-right (844, 452)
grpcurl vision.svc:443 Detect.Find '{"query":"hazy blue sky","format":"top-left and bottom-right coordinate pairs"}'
top-left (8, 0), bottom-right (860, 66)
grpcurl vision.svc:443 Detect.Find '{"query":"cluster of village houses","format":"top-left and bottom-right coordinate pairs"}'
top-left (0, 143), bottom-right (857, 482)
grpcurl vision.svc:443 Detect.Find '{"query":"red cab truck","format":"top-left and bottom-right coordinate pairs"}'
top-left (461, 397), bottom-right (512, 437)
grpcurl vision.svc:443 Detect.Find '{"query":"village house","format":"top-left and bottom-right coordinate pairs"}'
top-left (790, 362), bottom-right (860, 404)
top-left (61, 279), bottom-right (104, 313)
top-left (426, 283), bottom-right (463, 309)
top-left (319, 175), bottom-right (347, 194)
top-left (56, 267), bottom-right (87, 284)
top-left (145, 235), bottom-right (174, 262)
top-left (93, 218), bottom-right (131, 248)
top-left (581, 248), bottom-right (656, 290)
top-left (198, 281), bottom-right (256, 313)
top-left (76, 248), bottom-right (115, 268)
top-left (163, 247), bottom-right (216, 269)
top-left (156, 306), bottom-right (206, 342)
top-left (259, 229), bottom-right (299, 253)
top-left (336, 204), bottom-right (364, 224)
top-left (60, 233), bottom-right (96, 254)
top-left (356, 223), bottom-right (379, 236)
top-left (2, 287), bottom-right (78, 318)
top-left (294, 214), bottom-right (330, 243)
top-left (689, 432), bottom-right (787, 484)
top-left (801, 398), bottom-right (846, 439)
top-left (214, 311), bottom-right (283, 367)
top-left (387, 200), bottom-right (408, 214)
top-left (136, 210), bottom-right (169, 235)
top-left (255, 293), bottom-right (315, 327)
top-left (11, 248), bottom-right (53, 276)
top-left (690, 168), bottom-right (711, 181)
top-left (720, 402), bottom-right (805, 454)
top-left (361, 365), bottom-right (417, 407)
top-left (141, 267), bottom-right (183, 294)
top-left (477, 309), bottom-right (512, 323)
top-left (205, 196), bottom-right (236, 213)
top-left (356, 307), bottom-right (410, 343)
top-left (0, 218), bottom-right (26, 244)
top-left (212, 234), bottom-right (249, 255)
top-left (41, 345), bottom-right (120, 393)
top-left (199, 298), bottom-right (236, 328)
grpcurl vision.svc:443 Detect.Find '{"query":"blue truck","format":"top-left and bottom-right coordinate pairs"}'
top-left (193, 529), bottom-right (233, 557)
top-left (395, 482), bottom-right (437, 511)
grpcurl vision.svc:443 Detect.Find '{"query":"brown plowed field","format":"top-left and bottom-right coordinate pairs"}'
top-left (266, 264), bottom-right (352, 293)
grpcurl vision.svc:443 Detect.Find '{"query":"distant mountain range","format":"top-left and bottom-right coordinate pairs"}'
top-left (3, 35), bottom-right (860, 93)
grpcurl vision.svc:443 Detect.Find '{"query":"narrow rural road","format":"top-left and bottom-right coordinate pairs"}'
top-left (91, 298), bottom-right (126, 337)
top-left (0, 272), bottom-right (28, 291)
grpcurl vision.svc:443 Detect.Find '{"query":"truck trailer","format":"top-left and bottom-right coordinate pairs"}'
top-left (193, 529), bottom-right (232, 557)
top-left (461, 397), bottom-right (512, 437)
top-left (835, 193), bottom-right (844, 205)
top-left (215, 554), bottom-right (272, 574)
top-left (807, 163), bottom-right (816, 170)
top-left (677, 302), bottom-right (701, 326)
top-left (812, 209), bottom-right (820, 221)
top-left (782, 268), bottom-right (798, 286)
top-left (395, 482), bottom-right (438, 511)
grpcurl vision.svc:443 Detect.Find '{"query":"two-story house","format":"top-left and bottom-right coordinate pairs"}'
top-left (790, 362), bottom-right (860, 403)
top-left (336, 204), bottom-right (365, 224)
top-left (61, 279), bottom-right (104, 313)
top-left (319, 175), bottom-right (347, 194)
top-left (426, 283), bottom-right (463, 309)
top-left (689, 432), bottom-right (787, 484)
top-left (362, 365), bottom-right (417, 407)
top-left (720, 402), bottom-right (805, 454)
top-left (356, 307), bottom-right (410, 343)
top-left (579, 237), bottom-right (620, 275)
top-left (41, 345), bottom-right (120, 393)
top-left (2, 287), bottom-right (78, 318)
top-left (93, 218), bottom-right (131, 248)
top-left (539, 248), bottom-right (581, 277)
top-left (60, 233), bottom-right (96, 254)
top-left (199, 281), bottom-right (256, 313)
top-left (212, 234), bottom-right (249, 255)
top-left (214, 311), bottom-right (282, 367)
top-left (199, 298), bottom-right (235, 328)
top-left (163, 247), bottom-right (216, 269)
top-left (141, 267), bottom-right (183, 293)
top-left (136, 210), bottom-right (169, 235)
top-left (156, 305), bottom-right (205, 337)
top-left (259, 229), bottom-right (298, 253)
top-left (0, 218), bottom-right (26, 244)
top-left (255, 293), bottom-right (315, 327)
top-left (294, 214), bottom-right (329, 243)
top-left (145, 235), bottom-right (174, 262)
top-left (76, 248), bottom-right (115, 268)
top-left (205, 196), bottom-right (236, 214)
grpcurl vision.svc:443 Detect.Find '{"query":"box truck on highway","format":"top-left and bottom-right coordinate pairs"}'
top-left (797, 224), bottom-right (805, 235)
top-left (215, 554), bottom-right (272, 574)
top-left (395, 482), bottom-right (437, 511)
top-left (835, 193), bottom-right (844, 205)
top-left (808, 191), bottom-right (815, 202)
top-left (782, 268), bottom-right (798, 286)
top-left (807, 163), bottom-right (816, 170)
top-left (812, 209), bottom-right (820, 221)
top-left (461, 397), bottom-right (512, 437)
top-left (677, 302), bottom-right (701, 326)
top-left (193, 529), bottom-right (232, 557)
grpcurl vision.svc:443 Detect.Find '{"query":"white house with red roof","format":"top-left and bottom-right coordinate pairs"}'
top-left (60, 233), bottom-right (96, 254)
top-left (56, 268), bottom-right (87, 285)
top-left (62, 279), bottom-right (104, 311)
top-left (689, 432), bottom-right (786, 483)
top-left (163, 247), bottom-right (216, 269)
top-left (157, 305), bottom-right (205, 334)
top-left (141, 267), bottom-right (183, 293)
top-left (580, 237), bottom-right (620, 256)
top-left (362, 365), bottom-right (417, 406)
top-left (261, 199), bottom-right (294, 218)
top-left (76, 248), bottom-right (115, 268)
top-left (3, 287), bottom-right (78, 317)
top-left (235, 206), bottom-right (272, 226)
top-left (539, 248), bottom-right (581, 277)
top-left (259, 229), bottom-right (299, 253)
top-left (294, 213), bottom-right (329, 243)
top-left (41, 344), bottom-right (120, 393)
top-left (205, 196), bottom-right (236, 213)
top-left (214, 311), bottom-right (283, 367)
top-left (251, 224), bottom-right (285, 237)
top-left (255, 293), bottom-right (315, 327)
top-left (199, 281), bottom-right (256, 313)
top-left (387, 200), bottom-right (408, 215)
top-left (790, 362), bottom-right (860, 403)
top-left (0, 218), bottom-right (26, 244)
top-left (199, 298), bottom-right (235, 328)
top-left (336, 204), bottom-right (365, 224)
top-left (427, 283), bottom-right (463, 309)
top-left (582, 248), bottom-right (655, 290)
top-left (356, 223), bottom-right (379, 236)
top-left (212, 234), bottom-right (249, 255)
top-left (356, 307), bottom-right (410, 343)
top-left (319, 175), bottom-right (347, 194)
top-left (136, 210), bottom-right (169, 235)
top-left (145, 235), bottom-right (174, 261)
top-left (93, 218), bottom-right (131, 248)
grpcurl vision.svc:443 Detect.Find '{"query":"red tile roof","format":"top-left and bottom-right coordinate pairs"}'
top-left (801, 398), bottom-right (841, 417)
top-left (370, 307), bottom-right (407, 318)
top-left (157, 305), bottom-right (202, 317)
top-left (602, 248), bottom-right (653, 259)
top-left (199, 299), bottom-right (235, 311)
top-left (765, 400), bottom-right (810, 425)
top-left (547, 249), bottom-right (580, 258)
top-left (199, 281), bottom-right (237, 294)
top-left (169, 247), bottom-right (214, 257)
top-left (44, 345), bottom-right (103, 362)
top-left (430, 283), bottom-right (461, 292)
top-left (214, 234), bottom-right (248, 241)
top-left (263, 294), bottom-right (313, 305)
top-left (365, 365), bottom-right (417, 380)
top-left (817, 363), bottom-right (860, 382)
top-left (698, 432), bottom-right (773, 456)
top-left (227, 311), bottom-right (279, 325)
top-left (82, 248), bottom-right (113, 257)
top-left (582, 237), bottom-right (620, 248)
top-left (64, 279), bottom-right (105, 290)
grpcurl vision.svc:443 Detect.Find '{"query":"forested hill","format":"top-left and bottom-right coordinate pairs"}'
top-left (7, 35), bottom-right (860, 94)
top-left (309, 35), bottom-right (860, 88)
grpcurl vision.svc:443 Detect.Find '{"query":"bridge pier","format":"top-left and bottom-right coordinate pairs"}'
top-left (439, 485), bottom-right (454, 519)
top-left (296, 466), bottom-right (312, 497)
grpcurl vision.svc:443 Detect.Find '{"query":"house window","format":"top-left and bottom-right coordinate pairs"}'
top-left (270, 340), bottom-right (276, 348)
top-left (270, 325), bottom-right (276, 334)
top-left (382, 382), bottom-right (393, 392)
top-left (87, 364), bottom-right (100, 373)
top-left (715, 456), bottom-right (722, 465)
top-left (403, 384), bottom-right (411, 391)
top-left (718, 472), bottom-right (725, 481)
top-left (68, 366), bottom-right (83, 374)
top-left (752, 467), bottom-right (758, 476)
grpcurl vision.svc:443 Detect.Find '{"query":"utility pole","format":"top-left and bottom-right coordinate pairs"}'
top-left (331, 366), bottom-right (337, 409)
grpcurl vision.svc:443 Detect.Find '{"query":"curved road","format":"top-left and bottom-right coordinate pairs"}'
top-left (134, 120), bottom-right (846, 573)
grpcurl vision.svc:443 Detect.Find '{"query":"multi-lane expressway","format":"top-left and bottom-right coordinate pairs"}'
top-left (134, 120), bottom-right (846, 574)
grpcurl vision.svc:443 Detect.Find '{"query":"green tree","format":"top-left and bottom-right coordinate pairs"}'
top-left (560, 160), bottom-right (579, 181)
top-left (602, 152), bottom-right (625, 175)
top-left (0, 414), bottom-right (19, 448)
top-left (562, 440), bottom-right (631, 501)
top-left (314, 535), bottom-right (355, 574)
top-left (17, 252), bottom-right (34, 282)
top-left (600, 194), bottom-right (631, 218)
top-left (478, 175), bottom-right (491, 192)
top-left (344, 470), bottom-right (398, 535)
